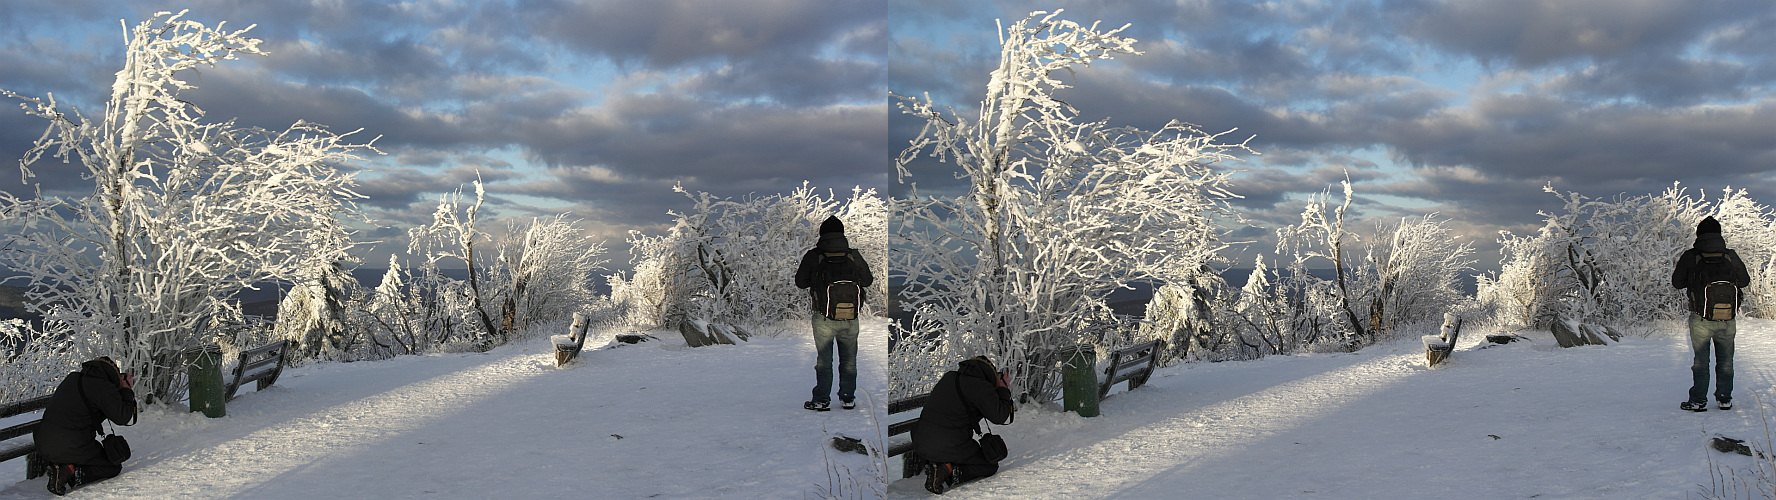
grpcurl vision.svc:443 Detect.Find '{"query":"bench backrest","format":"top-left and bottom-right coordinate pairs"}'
top-left (226, 340), bottom-right (289, 401)
top-left (887, 393), bottom-right (930, 478)
top-left (1100, 339), bottom-right (1166, 399)
top-left (557, 312), bottom-right (592, 366)
top-left (0, 394), bottom-right (52, 443)
top-left (887, 394), bottom-right (928, 438)
top-left (886, 393), bottom-right (928, 457)
top-left (0, 394), bottom-right (53, 469)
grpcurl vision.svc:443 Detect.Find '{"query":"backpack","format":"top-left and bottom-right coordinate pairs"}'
top-left (1692, 251), bottom-right (1740, 321)
top-left (817, 250), bottom-right (862, 321)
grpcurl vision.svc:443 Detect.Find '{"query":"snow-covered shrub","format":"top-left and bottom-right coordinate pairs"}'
top-left (1196, 257), bottom-right (1296, 359)
top-left (1143, 271), bottom-right (1242, 362)
top-left (1548, 186), bottom-right (1696, 324)
top-left (486, 214), bottom-right (608, 340)
top-left (0, 319), bottom-right (83, 402)
top-left (1479, 184), bottom-right (1721, 330)
top-left (893, 11), bottom-right (1247, 401)
top-left (1476, 228), bottom-right (1562, 331)
top-left (365, 182), bottom-right (610, 355)
top-left (1477, 184), bottom-right (1776, 331)
top-left (0, 11), bottom-right (375, 402)
top-left (611, 230), bottom-right (690, 330)
top-left (276, 261), bottom-right (359, 364)
top-left (619, 182), bottom-right (885, 335)
top-left (1709, 188), bottom-right (1776, 318)
top-left (838, 186), bottom-right (890, 315)
top-left (1262, 179), bottom-right (1476, 351)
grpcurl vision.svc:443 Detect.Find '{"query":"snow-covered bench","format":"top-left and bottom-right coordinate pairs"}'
top-left (886, 393), bottom-right (930, 479)
top-left (1421, 314), bottom-right (1463, 367)
top-left (0, 394), bottom-right (53, 479)
top-left (552, 312), bottom-right (593, 366)
top-left (1098, 339), bottom-right (1165, 399)
top-left (224, 340), bottom-right (289, 401)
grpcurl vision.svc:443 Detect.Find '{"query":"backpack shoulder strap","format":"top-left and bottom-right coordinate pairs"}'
top-left (953, 374), bottom-right (980, 436)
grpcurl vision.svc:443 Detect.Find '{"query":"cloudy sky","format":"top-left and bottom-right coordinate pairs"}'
top-left (9, 0), bottom-right (1776, 278)
top-left (0, 0), bottom-right (886, 270)
top-left (891, 0), bottom-right (1776, 272)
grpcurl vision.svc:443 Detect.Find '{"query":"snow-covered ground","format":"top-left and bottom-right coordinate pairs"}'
top-left (890, 319), bottom-right (1776, 499)
top-left (11, 316), bottom-right (1775, 499)
top-left (0, 317), bottom-right (888, 499)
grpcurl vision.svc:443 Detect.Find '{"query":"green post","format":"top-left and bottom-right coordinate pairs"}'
top-left (1061, 345), bottom-right (1099, 417)
top-left (186, 344), bottom-right (225, 418)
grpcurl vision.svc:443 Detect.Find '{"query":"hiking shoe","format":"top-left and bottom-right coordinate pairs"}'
top-left (804, 400), bottom-right (830, 412)
top-left (924, 462), bottom-right (953, 494)
top-left (46, 464), bottom-right (74, 496)
top-left (840, 400), bottom-right (856, 410)
top-left (1720, 400), bottom-right (1733, 410)
top-left (1681, 401), bottom-right (1709, 412)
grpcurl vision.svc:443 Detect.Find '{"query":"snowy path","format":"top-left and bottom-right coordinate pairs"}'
top-left (891, 319), bottom-right (1776, 499)
top-left (1, 318), bottom-right (888, 499)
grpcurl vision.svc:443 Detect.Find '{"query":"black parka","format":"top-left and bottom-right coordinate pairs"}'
top-left (911, 358), bottom-right (1015, 463)
top-left (794, 232), bottom-right (874, 313)
top-left (1672, 232), bottom-right (1752, 316)
top-left (33, 359), bottom-right (137, 466)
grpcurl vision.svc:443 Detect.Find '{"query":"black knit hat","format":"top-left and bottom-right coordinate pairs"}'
top-left (819, 216), bottom-right (844, 235)
top-left (1698, 216), bottom-right (1722, 236)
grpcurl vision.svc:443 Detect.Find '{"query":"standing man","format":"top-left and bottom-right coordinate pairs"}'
top-left (1673, 216), bottom-right (1751, 412)
top-left (795, 216), bottom-right (873, 411)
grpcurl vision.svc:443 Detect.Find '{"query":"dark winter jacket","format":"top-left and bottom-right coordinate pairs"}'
top-left (33, 359), bottom-right (137, 466)
top-left (1671, 232), bottom-right (1752, 316)
top-left (911, 358), bottom-right (1016, 464)
top-left (794, 231), bottom-right (874, 314)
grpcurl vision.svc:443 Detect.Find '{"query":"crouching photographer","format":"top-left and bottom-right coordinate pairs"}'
top-left (912, 355), bottom-right (1016, 494)
top-left (34, 356), bottom-right (138, 496)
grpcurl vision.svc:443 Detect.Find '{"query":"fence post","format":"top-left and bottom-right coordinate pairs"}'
top-left (186, 344), bottom-right (226, 418)
top-left (1061, 345), bottom-right (1099, 417)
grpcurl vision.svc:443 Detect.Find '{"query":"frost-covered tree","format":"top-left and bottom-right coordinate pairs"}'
top-left (1272, 180), bottom-right (1368, 349)
top-left (407, 181), bottom-right (502, 349)
top-left (1476, 227), bottom-right (1562, 331)
top-left (0, 11), bottom-right (374, 401)
top-left (363, 255), bottom-right (423, 355)
top-left (276, 260), bottom-right (359, 363)
top-left (1273, 180), bottom-right (1474, 350)
top-left (488, 214), bottom-right (608, 337)
top-left (1358, 214), bottom-right (1477, 336)
top-left (614, 229), bottom-right (693, 329)
top-left (1216, 257), bottom-right (1293, 357)
top-left (1135, 261), bottom-right (1240, 363)
top-left (379, 181), bottom-right (609, 354)
top-left (892, 11), bottom-right (1248, 401)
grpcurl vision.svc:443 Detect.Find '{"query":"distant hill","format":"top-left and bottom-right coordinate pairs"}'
top-left (0, 268), bottom-right (471, 322)
top-left (0, 283), bottom-right (39, 324)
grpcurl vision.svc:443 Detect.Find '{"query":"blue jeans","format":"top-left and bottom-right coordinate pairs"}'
top-left (1688, 313), bottom-right (1736, 404)
top-left (811, 314), bottom-right (859, 403)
